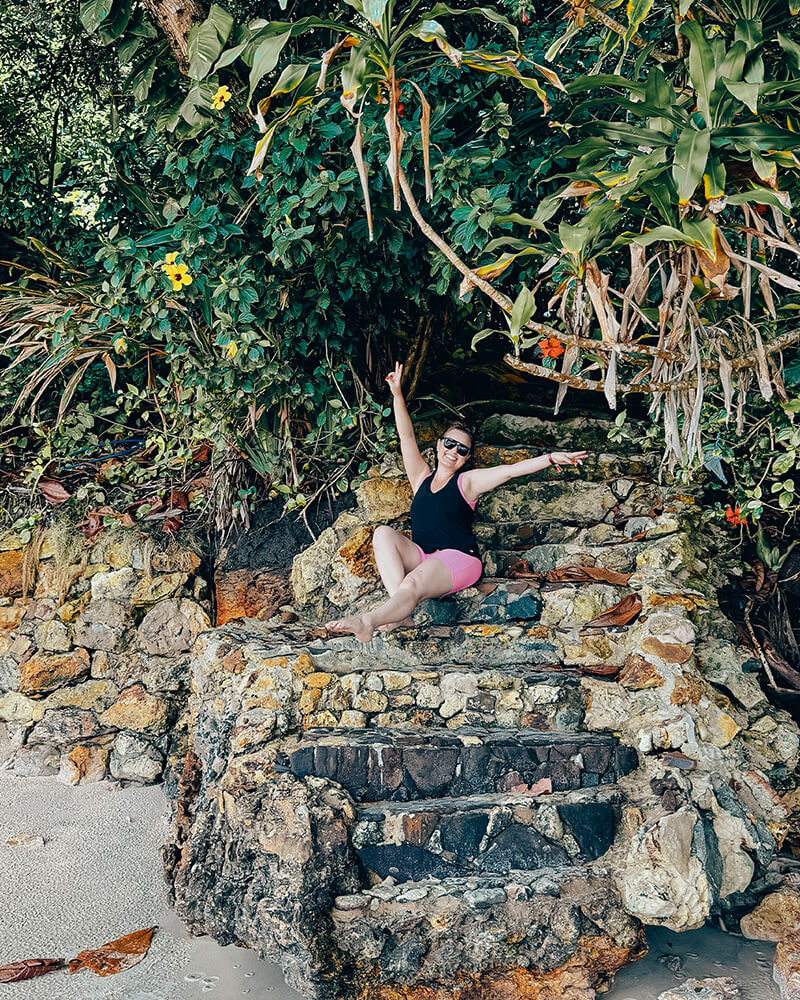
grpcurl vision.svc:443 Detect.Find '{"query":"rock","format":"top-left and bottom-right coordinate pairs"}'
top-left (43, 679), bottom-right (118, 713)
top-left (11, 743), bottom-right (59, 777)
top-left (109, 732), bottom-right (164, 783)
top-left (741, 887), bottom-right (800, 942)
top-left (463, 886), bottom-right (507, 908)
top-left (620, 653), bottom-right (665, 689)
top-left (18, 647), bottom-right (90, 695)
top-left (0, 549), bottom-right (24, 597)
top-left (0, 691), bottom-right (45, 724)
top-left (5, 832), bottom-right (45, 848)
top-left (0, 603), bottom-right (27, 630)
top-left (214, 569), bottom-right (290, 626)
top-left (99, 683), bottom-right (171, 734)
top-left (657, 977), bottom-right (740, 1000)
top-left (152, 547), bottom-right (202, 574)
top-left (619, 806), bottom-right (712, 930)
top-left (58, 743), bottom-right (110, 784)
top-left (34, 619), bottom-right (71, 652)
top-left (775, 937), bottom-right (800, 1000)
top-left (328, 527), bottom-right (379, 607)
top-left (290, 527), bottom-right (338, 606)
top-left (137, 599), bottom-right (209, 655)
top-left (91, 567), bottom-right (138, 602)
top-left (356, 476), bottom-right (413, 522)
top-left (28, 707), bottom-right (103, 745)
top-left (72, 599), bottom-right (129, 651)
top-left (130, 572), bottom-right (188, 607)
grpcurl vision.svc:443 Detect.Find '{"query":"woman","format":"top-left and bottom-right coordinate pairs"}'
top-left (326, 363), bottom-right (587, 642)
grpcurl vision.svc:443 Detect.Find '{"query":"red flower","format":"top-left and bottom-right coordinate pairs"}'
top-left (539, 336), bottom-right (565, 358)
top-left (522, 10), bottom-right (530, 24)
top-left (725, 506), bottom-right (746, 526)
top-left (396, 102), bottom-right (405, 118)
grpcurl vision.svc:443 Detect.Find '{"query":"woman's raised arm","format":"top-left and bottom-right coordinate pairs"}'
top-left (461, 450), bottom-right (587, 502)
top-left (386, 362), bottom-right (430, 491)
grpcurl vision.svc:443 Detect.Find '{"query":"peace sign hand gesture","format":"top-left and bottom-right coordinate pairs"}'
top-left (385, 362), bottom-right (404, 398)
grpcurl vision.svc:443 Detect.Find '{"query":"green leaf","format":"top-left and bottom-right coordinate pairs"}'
top-left (215, 41), bottom-right (248, 72)
top-left (271, 63), bottom-right (309, 97)
top-left (703, 156), bottom-right (726, 199)
top-left (510, 284), bottom-right (535, 340)
top-left (128, 53), bottom-right (157, 101)
top-left (248, 30), bottom-right (291, 102)
top-left (470, 327), bottom-right (498, 350)
top-left (625, 0), bottom-right (653, 42)
top-left (778, 32), bottom-right (800, 72)
top-left (187, 5), bottom-right (234, 81)
top-left (682, 21), bottom-right (717, 122)
top-left (722, 77), bottom-right (759, 113)
top-left (672, 126), bottom-right (710, 204)
top-left (344, 0), bottom-right (387, 27)
top-left (99, 0), bottom-right (132, 44)
top-left (80, 0), bottom-right (113, 33)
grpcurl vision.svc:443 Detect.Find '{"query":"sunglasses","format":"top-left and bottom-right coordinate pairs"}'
top-left (442, 436), bottom-right (471, 457)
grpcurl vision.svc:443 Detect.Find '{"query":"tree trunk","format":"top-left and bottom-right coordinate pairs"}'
top-left (139, 0), bottom-right (207, 74)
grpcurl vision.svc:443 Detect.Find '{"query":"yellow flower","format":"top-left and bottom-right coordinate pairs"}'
top-left (211, 86), bottom-right (232, 110)
top-left (164, 252), bottom-right (178, 265)
top-left (113, 337), bottom-right (127, 353)
top-left (224, 342), bottom-right (237, 360)
top-left (170, 262), bottom-right (192, 291)
top-left (161, 252), bottom-right (182, 278)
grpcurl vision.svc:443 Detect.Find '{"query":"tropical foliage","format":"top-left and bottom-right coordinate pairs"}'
top-left (2, 0), bottom-right (800, 539)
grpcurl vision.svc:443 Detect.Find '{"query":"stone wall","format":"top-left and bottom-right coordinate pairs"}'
top-left (0, 524), bottom-right (209, 784)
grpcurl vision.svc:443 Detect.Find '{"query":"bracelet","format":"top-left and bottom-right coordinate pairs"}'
top-left (548, 452), bottom-right (555, 466)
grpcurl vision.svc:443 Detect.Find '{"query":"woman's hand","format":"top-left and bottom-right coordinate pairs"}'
top-left (549, 450), bottom-right (587, 471)
top-left (385, 361), bottom-right (404, 398)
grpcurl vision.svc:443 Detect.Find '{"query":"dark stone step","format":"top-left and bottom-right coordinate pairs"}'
top-left (276, 727), bottom-right (638, 803)
top-left (354, 789), bottom-right (618, 881)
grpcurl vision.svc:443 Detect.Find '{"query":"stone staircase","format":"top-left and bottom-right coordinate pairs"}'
top-left (164, 413), bottom-right (800, 1000)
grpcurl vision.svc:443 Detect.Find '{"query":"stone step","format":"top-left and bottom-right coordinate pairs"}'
top-left (477, 412), bottom-right (650, 453)
top-left (482, 542), bottom-right (646, 577)
top-left (331, 866), bottom-right (647, 991)
top-left (477, 478), bottom-right (667, 527)
top-left (354, 786), bottom-right (621, 882)
top-left (275, 727), bottom-right (638, 803)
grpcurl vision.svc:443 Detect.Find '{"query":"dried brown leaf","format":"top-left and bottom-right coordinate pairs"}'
top-left (0, 958), bottom-right (65, 983)
top-left (583, 593), bottom-right (642, 628)
top-left (544, 565), bottom-right (633, 586)
top-left (39, 480), bottom-right (71, 504)
top-left (349, 116), bottom-right (373, 242)
top-left (68, 927), bottom-right (157, 977)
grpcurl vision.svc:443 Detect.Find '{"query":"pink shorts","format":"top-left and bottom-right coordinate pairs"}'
top-left (415, 545), bottom-right (483, 594)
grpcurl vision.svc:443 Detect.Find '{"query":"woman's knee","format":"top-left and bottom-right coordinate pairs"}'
top-left (372, 524), bottom-right (398, 552)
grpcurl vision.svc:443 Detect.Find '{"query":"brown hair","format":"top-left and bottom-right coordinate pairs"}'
top-left (444, 421), bottom-right (475, 449)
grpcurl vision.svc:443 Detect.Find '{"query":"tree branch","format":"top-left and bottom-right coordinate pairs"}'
top-left (138, 0), bottom-right (207, 74)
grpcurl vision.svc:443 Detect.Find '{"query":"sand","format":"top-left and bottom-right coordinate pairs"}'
top-left (0, 772), bottom-right (779, 1000)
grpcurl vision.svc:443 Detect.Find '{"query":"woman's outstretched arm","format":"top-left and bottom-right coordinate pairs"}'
top-left (461, 450), bottom-right (587, 502)
top-left (386, 362), bottom-right (430, 491)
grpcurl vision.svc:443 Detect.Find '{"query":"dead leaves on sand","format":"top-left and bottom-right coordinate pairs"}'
top-left (0, 926), bottom-right (157, 985)
top-left (0, 958), bottom-right (66, 982)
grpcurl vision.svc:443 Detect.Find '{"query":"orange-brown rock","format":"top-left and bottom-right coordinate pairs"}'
top-left (337, 527), bottom-right (379, 580)
top-left (774, 935), bottom-right (800, 1000)
top-left (740, 887), bottom-right (800, 943)
top-left (620, 654), bottom-right (665, 690)
top-left (403, 812), bottom-right (438, 846)
top-left (357, 477), bottom-right (413, 523)
top-left (670, 673), bottom-right (703, 706)
top-left (60, 744), bottom-right (110, 784)
top-left (0, 549), bottom-right (24, 598)
top-left (214, 568), bottom-right (291, 626)
top-left (352, 931), bottom-right (647, 1000)
top-left (99, 684), bottom-right (169, 734)
top-left (640, 637), bottom-right (693, 664)
top-left (19, 648), bottom-right (91, 695)
top-left (0, 601), bottom-right (28, 630)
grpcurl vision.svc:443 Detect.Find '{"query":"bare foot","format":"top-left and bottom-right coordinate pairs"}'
top-left (377, 616), bottom-right (415, 633)
top-left (325, 615), bottom-right (374, 643)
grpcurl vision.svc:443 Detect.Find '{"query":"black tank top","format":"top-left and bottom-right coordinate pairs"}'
top-left (410, 473), bottom-right (479, 556)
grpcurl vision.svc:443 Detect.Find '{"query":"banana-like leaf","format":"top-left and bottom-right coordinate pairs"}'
top-left (682, 21), bottom-right (717, 123)
top-left (99, 0), bottom-right (133, 44)
top-left (248, 30), bottom-right (292, 103)
top-left (407, 81), bottom-right (432, 201)
top-left (412, 20), bottom-right (462, 66)
top-left (345, 0), bottom-right (388, 28)
top-left (751, 151), bottom-right (777, 182)
top-left (80, 0), bottom-right (113, 33)
top-left (722, 77), bottom-right (759, 113)
top-left (778, 32), bottom-right (800, 72)
top-left (624, 0), bottom-right (653, 43)
top-left (427, 3), bottom-right (519, 45)
top-left (726, 188), bottom-right (790, 210)
top-left (510, 284), bottom-right (535, 340)
top-left (672, 126), bottom-right (710, 204)
top-left (703, 156), bottom-right (726, 199)
top-left (349, 117), bottom-right (373, 241)
top-left (187, 5), bottom-right (234, 81)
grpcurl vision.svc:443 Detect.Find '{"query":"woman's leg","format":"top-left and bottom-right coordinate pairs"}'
top-left (327, 558), bottom-right (453, 643)
top-left (372, 525), bottom-right (421, 595)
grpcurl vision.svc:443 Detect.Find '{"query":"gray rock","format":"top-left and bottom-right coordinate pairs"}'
top-left (109, 732), bottom-right (164, 783)
top-left (91, 568), bottom-right (138, 602)
top-left (137, 599), bottom-right (209, 656)
top-left (463, 887), bottom-right (507, 909)
top-left (27, 708), bottom-right (103, 746)
top-left (12, 743), bottom-right (60, 777)
top-left (657, 977), bottom-right (740, 1000)
top-left (73, 600), bottom-right (129, 651)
